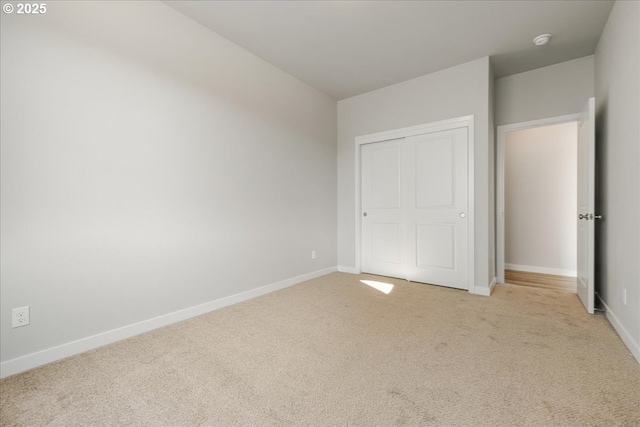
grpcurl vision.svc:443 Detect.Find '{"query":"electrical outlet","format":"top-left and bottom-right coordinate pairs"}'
top-left (622, 288), bottom-right (627, 306)
top-left (311, 250), bottom-right (317, 260)
top-left (12, 306), bottom-right (30, 328)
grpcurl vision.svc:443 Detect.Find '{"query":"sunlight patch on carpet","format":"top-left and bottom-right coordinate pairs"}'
top-left (360, 280), bottom-right (394, 294)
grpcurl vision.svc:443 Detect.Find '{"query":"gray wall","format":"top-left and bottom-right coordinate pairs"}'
top-left (0, 2), bottom-right (337, 362)
top-left (594, 0), bottom-right (640, 359)
top-left (495, 56), bottom-right (594, 126)
top-left (337, 57), bottom-right (494, 291)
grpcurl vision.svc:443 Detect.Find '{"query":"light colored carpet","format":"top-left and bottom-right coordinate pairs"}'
top-left (1, 272), bottom-right (639, 426)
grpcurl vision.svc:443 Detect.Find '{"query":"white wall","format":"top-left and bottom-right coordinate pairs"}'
top-left (504, 123), bottom-right (578, 276)
top-left (594, 0), bottom-right (640, 362)
top-left (0, 2), bottom-right (337, 365)
top-left (337, 57), bottom-right (494, 292)
top-left (495, 56), bottom-right (594, 126)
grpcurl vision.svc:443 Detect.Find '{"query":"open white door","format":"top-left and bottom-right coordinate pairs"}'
top-left (577, 97), bottom-right (596, 314)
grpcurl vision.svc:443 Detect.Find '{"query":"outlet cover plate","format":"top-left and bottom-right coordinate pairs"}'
top-left (12, 306), bottom-right (30, 328)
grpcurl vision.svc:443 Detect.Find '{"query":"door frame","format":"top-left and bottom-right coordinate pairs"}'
top-left (354, 115), bottom-right (476, 293)
top-left (496, 113), bottom-right (580, 284)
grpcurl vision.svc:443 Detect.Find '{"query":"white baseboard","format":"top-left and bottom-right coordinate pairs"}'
top-left (596, 295), bottom-right (640, 365)
top-left (505, 263), bottom-right (577, 277)
top-left (472, 277), bottom-right (496, 297)
top-left (489, 277), bottom-right (497, 295)
top-left (338, 265), bottom-right (360, 274)
top-left (0, 266), bottom-right (338, 379)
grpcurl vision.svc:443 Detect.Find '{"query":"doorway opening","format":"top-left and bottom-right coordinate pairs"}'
top-left (496, 114), bottom-right (581, 293)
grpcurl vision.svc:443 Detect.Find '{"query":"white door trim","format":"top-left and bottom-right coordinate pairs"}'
top-left (354, 115), bottom-right (475, 293)
top-left (496, 113), bottom-right (580, 284)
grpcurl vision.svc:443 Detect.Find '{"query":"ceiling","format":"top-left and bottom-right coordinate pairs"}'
top-left (166, 1), bottom-right (614, 100)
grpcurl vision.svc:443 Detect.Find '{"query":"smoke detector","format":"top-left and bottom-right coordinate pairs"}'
top-left (533, 34), bottom-right (552, 46)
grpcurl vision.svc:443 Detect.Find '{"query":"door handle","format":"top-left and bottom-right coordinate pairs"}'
top-left (363, 212), bottom-right (367, 217)
top-left (579, 213), bottom-right (603, 220)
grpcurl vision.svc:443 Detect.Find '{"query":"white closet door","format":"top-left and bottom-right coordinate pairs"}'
top-left (361, 127), bottom-right (469, 290)
top-left (361, 139), bottom-right (405, 280)
top-left (405, 127), bottom-right (468, 289)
